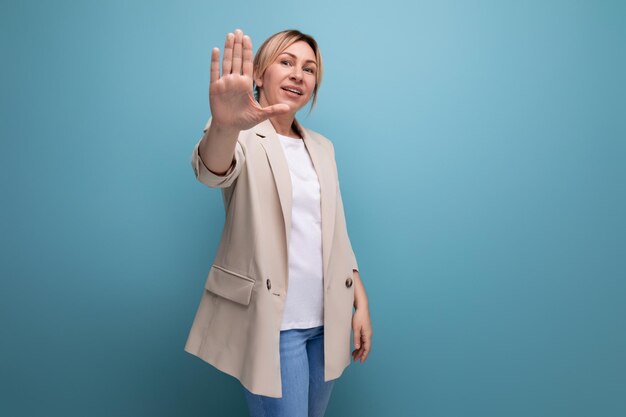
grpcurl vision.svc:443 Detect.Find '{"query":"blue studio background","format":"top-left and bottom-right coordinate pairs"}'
top-left (1, 0), bottom-right (624, 416)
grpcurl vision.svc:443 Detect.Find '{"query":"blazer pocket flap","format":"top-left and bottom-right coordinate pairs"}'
top-left (205, 264), bottom-right (255, 306)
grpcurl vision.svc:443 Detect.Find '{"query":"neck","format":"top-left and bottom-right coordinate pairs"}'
top-left (259, 94), bottom-right (300, 138)
top-left (270, 114), bottom-right (299, 138)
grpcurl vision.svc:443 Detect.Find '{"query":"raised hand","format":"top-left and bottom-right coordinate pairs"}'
top-left (209, 29), bottom-right (290, 132)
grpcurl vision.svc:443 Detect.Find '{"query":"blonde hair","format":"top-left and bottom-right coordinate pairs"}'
top-left (253, 29), bottom-right (323, 113)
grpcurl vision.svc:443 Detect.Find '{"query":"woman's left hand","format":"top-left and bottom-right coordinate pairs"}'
top-left (352, 305), bottom-right (372, 363)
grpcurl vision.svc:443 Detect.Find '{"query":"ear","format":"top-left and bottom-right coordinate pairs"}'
top-left (254, 76), bottom-right (263, 88)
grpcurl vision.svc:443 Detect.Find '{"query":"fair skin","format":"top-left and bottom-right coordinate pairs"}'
top-left (200, 28), bottom-right (372, 363)
top-left (254, 42), bottom-right (317, 138)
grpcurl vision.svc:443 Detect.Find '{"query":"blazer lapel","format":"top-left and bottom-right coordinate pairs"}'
top-left (256, 117), bottom-right (337, 288)
top-left (255, 119), bottom-right (293, 247)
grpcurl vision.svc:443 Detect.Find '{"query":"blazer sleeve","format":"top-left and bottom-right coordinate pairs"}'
top-left (190, 117), bottom-right (246, 189)
top-left (330, 141), bottom-right (359, 273)
top-left (337, 180), bottom-right (359, 273)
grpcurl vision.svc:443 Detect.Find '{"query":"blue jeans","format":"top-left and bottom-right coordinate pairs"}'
top-left (242, 325), bottom-right (335, 417)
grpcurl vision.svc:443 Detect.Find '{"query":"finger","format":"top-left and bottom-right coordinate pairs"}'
top-left (242, 34), bottom-right (253, 78)
top-left (361, 336), bottom-right (371, 362)
top-left (222, 32), bottom-right (234, 75)
top-left (354, 346), bottom-right (364, 361)
top-left (353, 327), bottom-right (362, 350)
top-left (210, 47), bottom-right (220, 84)
top-left (261, 103), bottom-right (291, 118)
top-left (231, 29), bottom-right (243, 75)
top-left (353, 333), bottom-right (368, 361)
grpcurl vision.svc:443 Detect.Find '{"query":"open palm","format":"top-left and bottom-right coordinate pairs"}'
top-left (209, 29), bottom-right (290, 131)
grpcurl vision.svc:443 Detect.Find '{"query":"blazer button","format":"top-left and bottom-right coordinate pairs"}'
top-left (266, 278), bottom-right (272, 290)
top-left (345, 277), bottom-right (353, 288)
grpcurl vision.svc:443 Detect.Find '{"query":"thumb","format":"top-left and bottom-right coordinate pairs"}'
top-left (261, 103), bottom-right (291, 118)
top-left (353, 327), bottom-right (361, 349)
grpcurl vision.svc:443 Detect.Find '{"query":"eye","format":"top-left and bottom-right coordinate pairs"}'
top-left (280, 60), bottom-right (292, 66)
top-left (305, 68), bottom-right (315, 74)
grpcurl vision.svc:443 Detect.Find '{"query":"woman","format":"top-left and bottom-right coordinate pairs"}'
top-left (184, 28), bottom-right (372, 417)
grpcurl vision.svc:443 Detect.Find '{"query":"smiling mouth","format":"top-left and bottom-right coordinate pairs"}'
top-left (281, 87), bottom-right (303, 95)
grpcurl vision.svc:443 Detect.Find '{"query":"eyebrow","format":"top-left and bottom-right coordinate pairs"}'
top-left (279, 52), bottom-right (317, 65)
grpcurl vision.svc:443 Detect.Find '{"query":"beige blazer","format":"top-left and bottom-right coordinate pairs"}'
top-left (184, 116), bottom-right (359, 398)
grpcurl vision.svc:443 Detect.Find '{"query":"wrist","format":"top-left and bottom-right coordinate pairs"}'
top-left (209, 122), bottom-right (240, 137)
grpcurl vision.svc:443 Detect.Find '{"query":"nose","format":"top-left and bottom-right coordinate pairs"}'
top-left (290, 66), bottom-right (303, 82)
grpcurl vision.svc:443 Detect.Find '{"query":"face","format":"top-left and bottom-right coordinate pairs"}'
top-left (255, 41), bottom-right (318, 112)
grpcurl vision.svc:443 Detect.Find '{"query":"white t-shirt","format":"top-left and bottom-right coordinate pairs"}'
top-left (277, 133), bottom-right (324, 330)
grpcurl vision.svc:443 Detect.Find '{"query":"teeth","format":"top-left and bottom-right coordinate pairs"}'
top-left (283, 88), bottom-right (302, 95)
